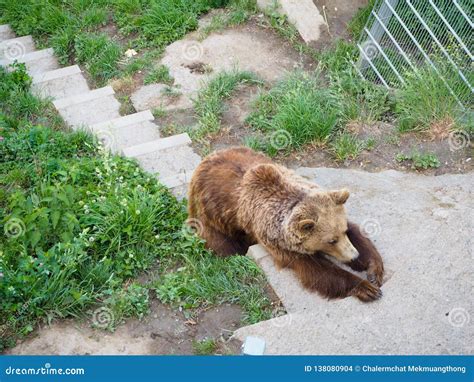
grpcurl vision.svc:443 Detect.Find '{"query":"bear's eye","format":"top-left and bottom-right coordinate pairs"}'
top-left (328, 239), bottom-right (338, 245)
top-left (301, 223), bottom-right (314, 231)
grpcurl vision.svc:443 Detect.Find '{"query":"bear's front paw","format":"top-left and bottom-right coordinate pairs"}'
top-left (352, 280), bottom-right (383, 302)
top-left (367, 262), bottom-right (384, 287)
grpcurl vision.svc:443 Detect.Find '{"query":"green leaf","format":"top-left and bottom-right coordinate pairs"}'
top-left (29, 230), bottom-right (41, 248)
top-left (51, 210), bottom-right (60, 229)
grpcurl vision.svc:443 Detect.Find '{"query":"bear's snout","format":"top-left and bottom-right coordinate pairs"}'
top-left (337, 235), bottom-right (360, 263)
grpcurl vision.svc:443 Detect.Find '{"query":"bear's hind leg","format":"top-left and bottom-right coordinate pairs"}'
top-left (201, 224), bottom-right (253, 257)
top-left (346, 221), bottom-right (384, 286)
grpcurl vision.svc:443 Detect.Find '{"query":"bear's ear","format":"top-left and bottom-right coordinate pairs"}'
top-left (248, 163), bottom-right (282, 184)
top-left (297, 219), bottom-right (317, 235)
top-left (329, 189), bottom-right (350, 205)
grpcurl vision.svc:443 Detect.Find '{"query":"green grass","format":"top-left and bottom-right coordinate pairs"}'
top-left (74, 33), bottom-right (122, 86)
top-left (0, 0), bottom-right (246, 86)
top-left (246, 71), bottom-right (344, 155)
top-left (192, 338), bottom-right (218, 355)
top-left (192, 70), bottom-right (262, 140)
top-left (144, 65), bottom-right (174, 85)
top-left (395, 62), bottom-right (471, 133)
top-left (348, 0), bottom-right (376, 39)
top-left (198, 0), bottom-right (257, 39)
top-left (396, 152), bottom-right (441, 170)
top-left (0, 64), bottom-right (271, 350)
top-left (330, 133), bottom-right (366, 162)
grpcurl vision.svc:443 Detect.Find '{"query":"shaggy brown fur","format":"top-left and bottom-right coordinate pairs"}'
top-left (188, 147), bottom-right (384, 302)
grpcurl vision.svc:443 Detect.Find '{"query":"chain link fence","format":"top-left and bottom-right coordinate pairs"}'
top-left (356, 0), bottom-right (473, 109)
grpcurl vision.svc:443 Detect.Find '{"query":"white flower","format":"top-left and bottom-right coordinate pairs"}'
top-left (125, 49), bottom-right (137, 58)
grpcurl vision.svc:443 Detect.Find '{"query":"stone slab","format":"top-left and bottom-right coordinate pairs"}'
top-left (233, 168), bottom-right (474, 355)
top-left (53, 86), bottom-right (115, 109)
top-left (32, 64), bottom-right (81, 83)
top-left (0, 48), bottom-right (59, 75)
top-left (0, 35), bottom-right (35, 60)
top-left (257, 0), bottom-right (326, 43)
top-left (122, 133), bottom-right (191, 158)
top-left (131, 144), bottom-right (201, 181)
top-left (90, 110), bottom-right (155, 131)
top-left (0, 25), bottom-right (15, 42)
top-left (55, 90), bottom-right (121, 129)
top-left (91, 120), bottom-right (161, 154)
top-left (32, 71), bottom-right (90, 100)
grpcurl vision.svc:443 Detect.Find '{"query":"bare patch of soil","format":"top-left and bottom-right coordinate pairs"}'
top-left (6, 300), bottom-right (244, 355)
top-left (283, 122), bottom-right (474, 175)
top-left (310, 0), bottom-right (369, 48)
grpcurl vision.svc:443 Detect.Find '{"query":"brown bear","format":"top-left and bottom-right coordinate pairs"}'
top-left (188, 147), bottom-right (384, 302)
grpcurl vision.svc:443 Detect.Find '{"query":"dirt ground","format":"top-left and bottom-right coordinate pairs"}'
top-left (311, 0), bottom-right (368, 47)
top-left (7, 300), bottom-right (243, 355)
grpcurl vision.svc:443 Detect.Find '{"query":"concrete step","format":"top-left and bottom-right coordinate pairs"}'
top-left (0, 35), bottom-right (35, 60)
top-left (123, 133), bottom-right (191, 158)
top-left (232, 168), bottom-right (474, 354)
top-left (123, 133), bottom-right (201, 190)
top-left (0, 48), bottom-right (59, 75)
top-left (89, 110), bottom-right (160, 153)
top-left (31, 65), bottom-right (90, 100)
top-left (257, 0), bottom-right (325, 43)
top-left (0, 25), bottom-right (15, 42)
top-left (53, 86), bottom-right (121, 129)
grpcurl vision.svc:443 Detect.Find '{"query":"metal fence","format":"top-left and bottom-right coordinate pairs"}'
top-left (356, 0), bottom-right (473, 109)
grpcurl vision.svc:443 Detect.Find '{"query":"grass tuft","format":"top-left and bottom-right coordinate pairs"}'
top-left (192, 70), bottom-right (262, 139)
top-left (192, 338), bottom-right (218, 355)
top-left (330, 133), bottom-right (366, 161)
top-left (246, 71), bottom-right (343, 155)
top-left (395, 63), bottom-right (470, 133)
top-left (144, 65), bottom-right (174, 85)
top-left (74, 32), bottom-right (122, 86)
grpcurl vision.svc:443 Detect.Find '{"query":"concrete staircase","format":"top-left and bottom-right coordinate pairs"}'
top-left (0, 25), bottom-right (200, 198)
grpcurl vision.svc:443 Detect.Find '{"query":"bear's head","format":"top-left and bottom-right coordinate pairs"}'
top-left (242, 163), bottom-right (359, 263)
top-left (285, 189), bottom-right (359, 263)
